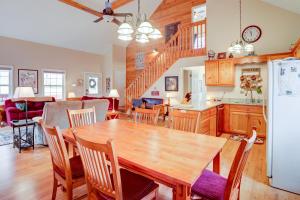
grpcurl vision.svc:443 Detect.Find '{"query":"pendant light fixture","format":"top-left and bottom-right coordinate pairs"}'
top-left (228, 0), bottom-right (254, 54)
top-left (118, 0), bottom-right (162, 43)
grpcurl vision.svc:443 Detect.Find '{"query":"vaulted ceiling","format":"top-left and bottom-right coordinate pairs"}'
top-left (261, 0), bottom-right (300, 15)
top-left (0, 0), bottom-right (161, 55)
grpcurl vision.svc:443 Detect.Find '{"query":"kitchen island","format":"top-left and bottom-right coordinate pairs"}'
top-left (171, 99), bottom-right (266, 138)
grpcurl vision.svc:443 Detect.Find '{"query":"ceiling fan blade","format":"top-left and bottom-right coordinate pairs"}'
top-left (112, 0), bottom-right (134, 10)
top-left (112, 18), bottom-right (122, 26)
top-left (59, 0), bottom-right (103, 17)
top-left (112, 13), bottom-right (133, 17)
top-left (94, 17), bottom-right (104, 23)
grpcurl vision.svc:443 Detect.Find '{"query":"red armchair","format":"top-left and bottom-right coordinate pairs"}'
top-left (5, 97), bottom-right (55, 126)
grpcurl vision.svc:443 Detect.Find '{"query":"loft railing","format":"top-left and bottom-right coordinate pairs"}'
top-left (126, 20), bottom-right (207, 108)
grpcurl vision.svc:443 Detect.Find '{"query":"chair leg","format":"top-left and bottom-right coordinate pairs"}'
top-left (52, 177), bottom-right (58, 200)
top-left (66, 184), bottom-right (73, 200)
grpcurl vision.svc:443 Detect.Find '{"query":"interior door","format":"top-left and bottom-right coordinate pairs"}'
top-left (84, 72), bottom-right (102, 97)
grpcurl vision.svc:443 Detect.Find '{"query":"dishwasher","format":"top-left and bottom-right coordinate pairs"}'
top-left (216, 104), bottom-right (224, 137)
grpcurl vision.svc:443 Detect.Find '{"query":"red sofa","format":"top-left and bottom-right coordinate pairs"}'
top-left (81, 96), bottom-right (119, 111)
top-left (5, 97), bottom-right (55, 125)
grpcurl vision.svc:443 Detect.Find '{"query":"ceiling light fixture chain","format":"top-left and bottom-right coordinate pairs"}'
top-left (228, 0), bottom-right (254, 55)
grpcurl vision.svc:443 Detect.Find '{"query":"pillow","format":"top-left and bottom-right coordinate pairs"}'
top-left (15, 103), bottom-right (27, 111)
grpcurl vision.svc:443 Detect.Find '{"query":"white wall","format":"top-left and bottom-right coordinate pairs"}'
top-left (207, 0), bottom-right (300, 54)
top-left (101, 45), bottom-right (126, 106)
top-left (0, 36), bottom-right (103, 98)
top-left (143, 57), bottom-right (207, 104)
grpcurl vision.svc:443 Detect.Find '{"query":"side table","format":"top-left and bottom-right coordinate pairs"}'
top-left (11, 119), bottom-right (36, 153)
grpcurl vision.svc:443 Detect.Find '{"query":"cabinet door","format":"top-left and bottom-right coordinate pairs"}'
top-left (218, 60), bottom-right (235, 86)
top-left (223, 104), bottom-right (230, 133)
top-left (229, 111), bottom-right (249, 134)
top-left (248, 113), bottom-right (266, 137)
top-left (205, 61), bottom-right (219, 86)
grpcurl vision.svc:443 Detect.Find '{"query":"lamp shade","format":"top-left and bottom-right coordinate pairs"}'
top-left (148, 28), bottom-right (162, 39)
top-left (13, 87), bottom-right (35, 99)
top-left (137, 21), bottom-right (154, 34)
top-left (118, 22), bottom-right (134, 35)
top-left (108, 89), bottom-right (120, 98)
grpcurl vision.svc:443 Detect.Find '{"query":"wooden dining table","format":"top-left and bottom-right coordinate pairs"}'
top-left (62, 119), bottom-right (227, 200)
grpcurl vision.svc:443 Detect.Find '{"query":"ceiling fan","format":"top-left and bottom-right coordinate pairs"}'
top-left (59, 0), bottom-right (133, 25)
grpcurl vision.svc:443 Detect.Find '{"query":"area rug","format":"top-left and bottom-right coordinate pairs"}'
top-left (229, 134), bottom-right (264, 144)
top-left (0, 126), bottom-right (13, 146)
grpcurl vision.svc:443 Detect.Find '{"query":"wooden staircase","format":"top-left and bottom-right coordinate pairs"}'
top-left (126, 20), bottom-right (207, 108)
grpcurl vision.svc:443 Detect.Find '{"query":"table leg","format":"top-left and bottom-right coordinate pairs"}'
top-left (12, 126), bottom-right (15, 148)
top-left (18, 127), bottom-right (21, 153)
top-left (173, 184), bottom-right (190, 200)
top-left (213, 152), bottom-right (221, 174)
top-left (32, 124), bottom-right (35, 150)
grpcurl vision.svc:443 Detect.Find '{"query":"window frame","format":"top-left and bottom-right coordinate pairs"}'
top-left (0, 66), bottom-right (13, 103)
top-left (42, 69), bottom-right (66, 100)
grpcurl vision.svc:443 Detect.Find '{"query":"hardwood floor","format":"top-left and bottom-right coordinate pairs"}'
top-left (0, 132), bottom-right (299, 200)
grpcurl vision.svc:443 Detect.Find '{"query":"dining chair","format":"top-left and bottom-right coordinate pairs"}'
top-left (73, 132), bottom-right (159, 200)
top-left (42, 123), bottom-right (85, 200)
top-left (191, 129), bottom-right (257, 200)
top-left (67, 107), bottom-right (96, 128)
top-left (169, 109), bottom-right (200, 133)
top-left (134, 107), bottom-right (160, 125)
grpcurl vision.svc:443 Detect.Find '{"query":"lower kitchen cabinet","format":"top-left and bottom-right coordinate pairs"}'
top-left (224, 104), bottom-right (266, 138)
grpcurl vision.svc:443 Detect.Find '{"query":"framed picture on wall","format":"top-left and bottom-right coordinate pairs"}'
top-left (165, 76), bottom-right (179, 91)
top-left (165, 22), bottom-right (180, 43)
top-left (135, 52), bottom-right (145, 70)
top-left (18, 69), bottom-right (38, 94)
top-left (106, 77), bottom-right (111, 93)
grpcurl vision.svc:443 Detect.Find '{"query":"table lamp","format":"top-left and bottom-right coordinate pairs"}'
top-left (166, 92), bottom-right (172, 105)
top-left (108, 89), bottom-right (120, 113)
top-left (13, 87), bottom-right (35, 122)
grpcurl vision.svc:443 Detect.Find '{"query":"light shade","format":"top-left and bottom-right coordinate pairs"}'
top-left (148, 28), bottom-right (162, 39)
top-left (13, 87), bottom-right (35, 99)
top-left (244, 43), bottom-right (254, 52)
top-left (108, 89), bottom-right (120, 98)
top-left (136, 34), bottom-right (149, 43)
top-left (118, 22), bottom-right (134, 35)
top-left (118, 34), bottom-right (133, 41)
top-left (137, 21), bottom-right (154, 34)
top-left (68, 92), bottom-right (76, 98)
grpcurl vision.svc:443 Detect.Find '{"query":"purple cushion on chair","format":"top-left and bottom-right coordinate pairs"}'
top-left (191, 169), bottom-right (227, 200)
top-left (97, 169), bottom-right (158, 200)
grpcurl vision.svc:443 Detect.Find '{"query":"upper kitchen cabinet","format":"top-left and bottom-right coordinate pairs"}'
top-left (205, 60), bottom-right (235, 86)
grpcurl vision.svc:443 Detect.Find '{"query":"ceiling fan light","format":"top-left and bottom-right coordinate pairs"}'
top-left (136, 34), bottom-right (149, 43)
top-left (137, 21), bottom-right (154, 34)
top-left (118, 34), bottom-right (133, 41)
top-left (148, 28), bottom-right (162, 39)
top-left (118, 22), bottom-right (134, 34)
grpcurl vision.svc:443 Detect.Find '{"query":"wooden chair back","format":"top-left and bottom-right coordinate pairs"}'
top-left (224, 129), bottom-right (257, 200)
top-left (134, 108), bottom-right (160, 125)
top-left (67, 107), bottom-right (96, 128)
top-left (74, 133), bottom-right (123, 200)
top-left (169, 109), bottom-right (200, 133)
top-left (41, 123), bottom-right (72, 180)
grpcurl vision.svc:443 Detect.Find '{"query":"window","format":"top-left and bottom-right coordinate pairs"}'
top-left (43, 71), bottom-right (65, 100)
top-left (192, 4), bottom-right (206, 22)
top-left (0, 67), bottom-right (13, 103)
top-left (192, 4), bottom-right (206, 49)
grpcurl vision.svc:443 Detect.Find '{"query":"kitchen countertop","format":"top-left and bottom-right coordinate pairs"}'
top-left (172, 98), bottom-right (264, 112)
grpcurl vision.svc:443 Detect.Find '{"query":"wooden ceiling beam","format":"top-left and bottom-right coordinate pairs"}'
top-left (58, 0), bottom-right (103, 17)
top-left (112, 0), bottom-right (134, 10)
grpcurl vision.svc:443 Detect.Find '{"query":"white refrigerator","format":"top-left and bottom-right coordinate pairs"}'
top-left (267, 58), bottom-right (300, 194)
